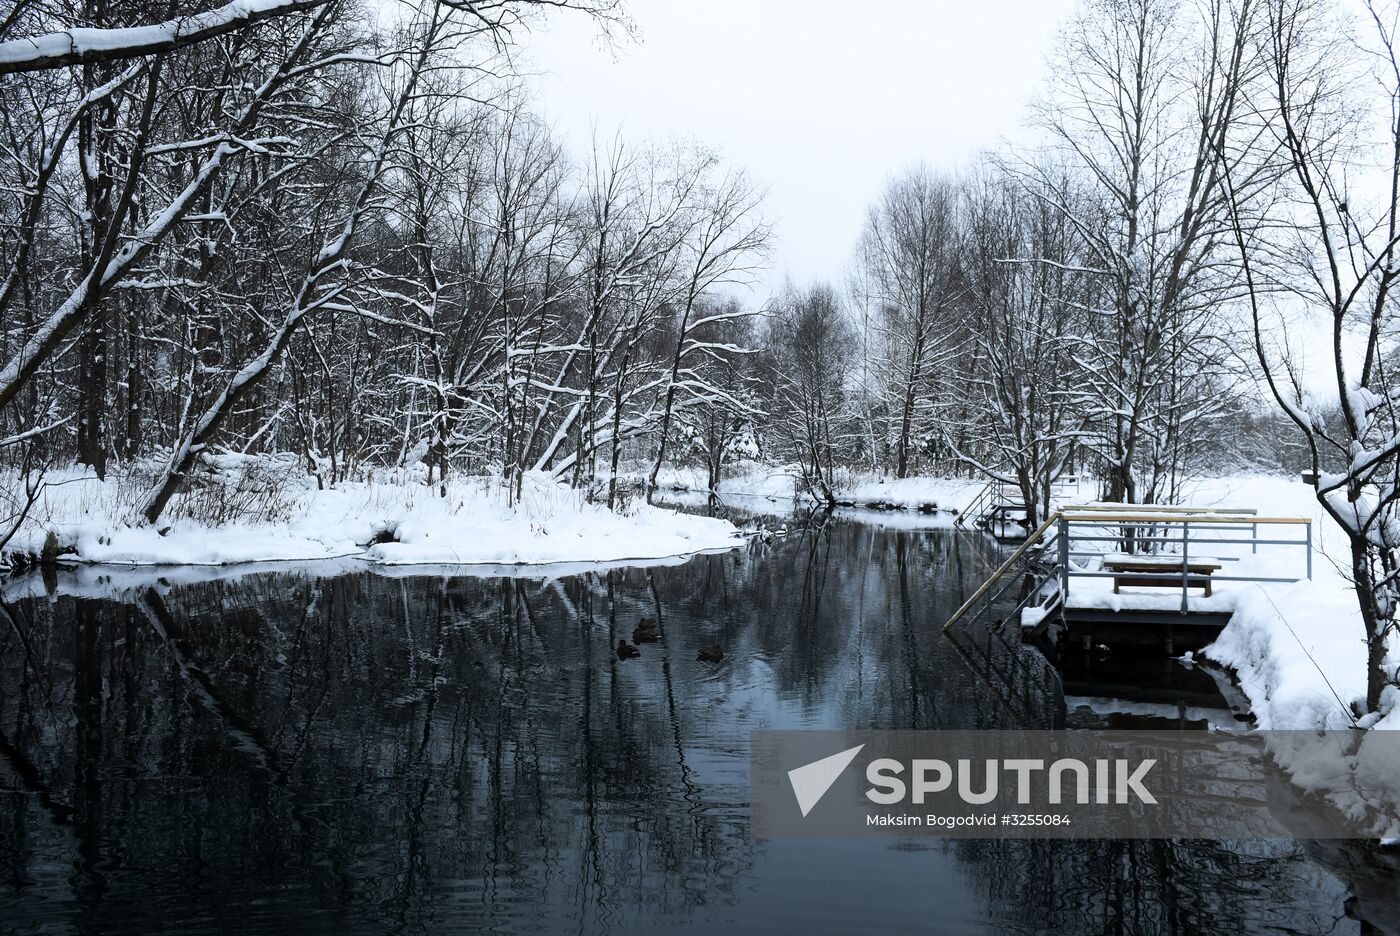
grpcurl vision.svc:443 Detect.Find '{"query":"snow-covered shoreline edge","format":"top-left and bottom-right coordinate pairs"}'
top-left (1168, 477), bottom-right (1400, 839)
top-left (644, 462), bottom-right (991, 515)
top-left (1, 546), bottom-right (746, 604)
top-left (26, 537), bottom-right (747, 572)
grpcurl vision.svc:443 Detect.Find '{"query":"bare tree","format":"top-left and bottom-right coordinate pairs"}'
top-left (644, 165), bottom-right (769, 502)
top-left (0, 0), bottom-right (353, 418)
top-left (955, 163), bottom-right (1091, 526)
top-left (1031, 0), bottom-right (1271, 504)
top-left (764, 282), bottom-right (854, 506)
top-left (668, 297), bottom-right (765, 493)
top-left (855, 167), bottom-right (962, 478)
top-left (1222, 0), bottom-right (1400, 712)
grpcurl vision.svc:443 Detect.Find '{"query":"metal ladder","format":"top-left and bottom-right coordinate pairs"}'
top-left (944, 513), bottom-right (1067, 637)
top-left (956, 478), bottom-right (1027, 530)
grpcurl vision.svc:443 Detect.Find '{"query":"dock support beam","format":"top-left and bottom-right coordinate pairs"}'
top-left (1181, 521), bottom-right (1190, 613)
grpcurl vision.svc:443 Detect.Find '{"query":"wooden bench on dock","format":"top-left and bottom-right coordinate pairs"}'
top-left (1104, 557), bottom-right (1223, 597)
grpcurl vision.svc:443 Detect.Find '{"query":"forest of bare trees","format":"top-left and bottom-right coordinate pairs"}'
top-left (775, 0), bottom-right (1285, 522)
top-left (820, 0), bottom-right (1396, 709)
top-left (0, 0), bottom-right (1351, 520)
top-left (0, 0), bottom-right (770, 530)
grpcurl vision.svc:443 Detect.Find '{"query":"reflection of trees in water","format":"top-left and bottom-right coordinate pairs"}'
top-left (952, 837), bottom-right (1353, 935)
top-left (636, 518), bottom-right (1034, 728)
top-left (0, 572), bottom-right (754, 932)
top-left (0, 525), bottom-right (1360, 933)
top-left (0, 525), bottom-right (1027, 931)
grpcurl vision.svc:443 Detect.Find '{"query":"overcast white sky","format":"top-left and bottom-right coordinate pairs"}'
top-left (522, 0), bottom-right (1079, 297)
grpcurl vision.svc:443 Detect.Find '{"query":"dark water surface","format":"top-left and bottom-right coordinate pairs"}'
top-left (0, 512), bottom-right (1370, 934)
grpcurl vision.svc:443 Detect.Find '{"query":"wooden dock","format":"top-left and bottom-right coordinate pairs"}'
top-left (944, 504), bottom-right (1313, 655)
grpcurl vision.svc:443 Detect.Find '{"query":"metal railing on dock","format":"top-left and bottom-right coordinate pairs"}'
top-left (945, 506), bottom-right (1314, 635)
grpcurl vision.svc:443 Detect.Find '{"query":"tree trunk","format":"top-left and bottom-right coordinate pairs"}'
top-left (1352, 537), bottom-right (1394, 713)
top-left (606, 343), bottom-right (633, 511)
top-left (896, 349), bottom-right (921, 480)
top-left (77, 309), bottom-right (108, 478)
top-left (123, 299), bottom-right (143, 458)
top-left (1017, 467), bottom-right (1037, 529)
top-left (77, 46), bottom-right (114, 479)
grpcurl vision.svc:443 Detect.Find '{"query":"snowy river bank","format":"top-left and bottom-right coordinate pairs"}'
top-left (1, 462), bottom-right (743, 568)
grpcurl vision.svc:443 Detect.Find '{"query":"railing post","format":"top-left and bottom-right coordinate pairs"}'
top-left (1058, 515), bottom-right (1070, 599)
top-left (1306, 520), bottom-right (1313, 580)
top-left (1251, 521), bottom-right (1257, 555)
top-left (1181, 520), bottom-right (1190, 613)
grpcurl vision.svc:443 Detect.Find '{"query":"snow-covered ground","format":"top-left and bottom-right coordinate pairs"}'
top-left (2, 462), bottom-right (743, 568)
top-left (647, 461), bottom-right (990, 514)
top-left (644, 460), bottom-right (800, 500)
top-left (1042, 475), bottom-right (1377, 732)
top-left (827, 473), bottom-right (985, 512)
top-left (1169, 475), bottom-right (1379, 732)
top-left (0, 551), bottom-right (721, 605)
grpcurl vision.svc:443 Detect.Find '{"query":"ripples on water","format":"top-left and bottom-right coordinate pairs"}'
top-left (0, 507), bottom-right (1365, 934)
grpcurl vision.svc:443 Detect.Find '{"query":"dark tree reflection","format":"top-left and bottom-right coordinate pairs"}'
top-left (0, 521), bottom-right (1363, 934)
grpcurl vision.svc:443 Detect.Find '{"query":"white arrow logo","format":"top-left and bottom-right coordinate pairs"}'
top-left (787, 744), bottom-right (865, 817)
